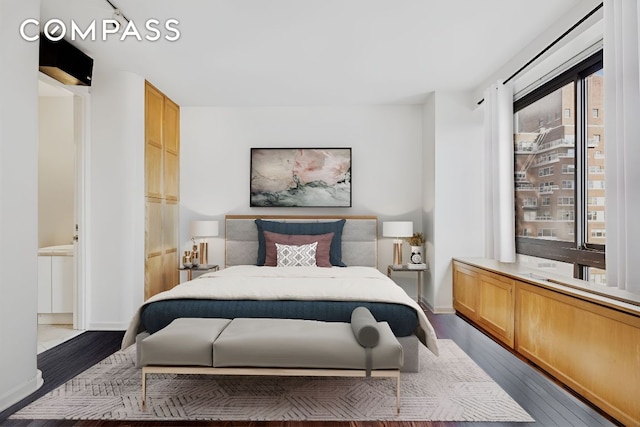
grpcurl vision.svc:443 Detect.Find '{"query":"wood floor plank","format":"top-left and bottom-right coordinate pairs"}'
top-left (0, 331), bottom-right (125, 423)
top-left (0, 311), bottom-right (622, 427)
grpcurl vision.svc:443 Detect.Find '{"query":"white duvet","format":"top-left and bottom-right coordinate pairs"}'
top-left (122, 265), bottom-right (439, 355)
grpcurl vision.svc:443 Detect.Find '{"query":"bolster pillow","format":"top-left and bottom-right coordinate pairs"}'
top-left (350, 306), bottom-right (380, 348)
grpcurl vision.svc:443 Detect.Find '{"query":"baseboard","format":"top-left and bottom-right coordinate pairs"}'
top-left (88, 321), bottom-right (128, 331)
top-left (431, 306), bottom-right (455, 314)
top-left (0, 369), bottom-right (43, 413)
top-left (420, 298), bottom-right (435, 312)
top-left (418, 298), bottom-right (454, 314)
top-left (38, 313), bottom-right (72, 325)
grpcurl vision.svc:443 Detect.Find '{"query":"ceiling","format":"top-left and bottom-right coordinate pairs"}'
top-left (40, 0), bottom-right (585, 107)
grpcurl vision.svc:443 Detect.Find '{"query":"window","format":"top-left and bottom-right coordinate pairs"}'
top-left (539, 167), bottom-right (554, 177)
top-left (589, 165), bottom-right (604, 174)
top-left (588, 210), bottom-right (605, 222)
top-left (559, 210), bottom-right (574, 221)
top-left (588, 196), bottom-right (605, 206)
top-left (558, 196), bottom-right (575, 206)
top-left (513, 51), bottom-right (605, 281)
top-left (539, 182), bottom-right (555, 193)
top-left (537, 228), bottom-right (557, 238)
top-left (516, 182), bottom-right (534, 190)
top-left (537, 211), bottom-right (552, 220)
top-left (588, 267), bottom-right (606, 285)
top-left (585, 69), bottom-right (606, 246)
top-left (516, 141), bottom-right (535, 152)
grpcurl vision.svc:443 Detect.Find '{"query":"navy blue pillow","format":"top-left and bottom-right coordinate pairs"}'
top-left (255, 219), bottom-right (347, 267)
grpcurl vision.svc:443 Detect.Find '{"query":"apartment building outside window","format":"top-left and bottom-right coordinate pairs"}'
top-left (562, 180), bottom-right (574, 189)
top-left (558, 196), bottom-right (574, 206)
top-left (513, 51), bottom-right (605, 284)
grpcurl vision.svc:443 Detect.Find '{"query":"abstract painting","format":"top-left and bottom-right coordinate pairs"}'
top-left (250, 148), bottom-right (352, 207)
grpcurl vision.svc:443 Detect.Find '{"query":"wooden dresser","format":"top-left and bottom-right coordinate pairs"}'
top-left (452, 258), bottom-right (640, 426)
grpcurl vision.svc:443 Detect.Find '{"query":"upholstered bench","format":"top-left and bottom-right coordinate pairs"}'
top-left (139, 307), bottom-right (404, 412)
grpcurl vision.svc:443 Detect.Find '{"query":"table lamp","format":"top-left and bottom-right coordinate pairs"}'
top-left (382, 221), bottom-right (413, 266)
top-left (190, 220), bottom-right (219, 265)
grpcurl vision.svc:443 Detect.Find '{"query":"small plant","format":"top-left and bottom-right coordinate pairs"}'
top-left (405, 232), bottom-right (425, 246)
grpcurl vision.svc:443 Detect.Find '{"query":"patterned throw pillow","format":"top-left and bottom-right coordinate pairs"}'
top-left (275, 242), bottom-right (318, 267)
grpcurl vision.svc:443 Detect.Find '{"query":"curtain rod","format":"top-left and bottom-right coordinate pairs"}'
top-left (477, 2), bottom-right (603, 106)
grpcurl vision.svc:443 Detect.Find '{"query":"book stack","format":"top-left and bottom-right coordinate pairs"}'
top-left (407, 263), bottom-right (427, 270)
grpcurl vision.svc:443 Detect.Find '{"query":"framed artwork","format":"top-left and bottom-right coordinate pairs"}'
top-left (250, 148), bottom-right (352, 207)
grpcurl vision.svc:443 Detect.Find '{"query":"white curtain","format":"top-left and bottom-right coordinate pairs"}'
top-left (604, 0), bottom-right (640, 293)
top-left (483, 81), bottom-right (516, 263)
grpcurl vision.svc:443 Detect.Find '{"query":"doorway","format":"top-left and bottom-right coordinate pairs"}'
top-left (37, 74), bottom-right (89, 350)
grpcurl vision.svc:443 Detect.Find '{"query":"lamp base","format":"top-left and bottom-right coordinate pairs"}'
top-left (199, 242), bottom-right (209, 265)
top-left (392, 241), bottom-right (403, 266)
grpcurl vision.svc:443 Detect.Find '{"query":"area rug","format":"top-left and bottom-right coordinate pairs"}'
top-left (11, 339), bottom-right (534, 422)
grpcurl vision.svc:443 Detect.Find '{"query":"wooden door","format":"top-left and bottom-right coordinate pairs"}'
top-left (144, 81), bottom-right (180, 299)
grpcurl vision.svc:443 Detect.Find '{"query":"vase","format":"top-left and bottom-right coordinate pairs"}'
top-left (182, 251), bottom-right (192, 268)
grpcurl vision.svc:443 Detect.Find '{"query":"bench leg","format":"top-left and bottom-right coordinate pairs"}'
top-left (396, 376), bottom-right (400, 414)
top-left (141, 368), bottom-right (147, 409)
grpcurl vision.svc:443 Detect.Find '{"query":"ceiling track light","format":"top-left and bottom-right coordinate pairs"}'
top-left (105, 0), bottom-right (130, 31)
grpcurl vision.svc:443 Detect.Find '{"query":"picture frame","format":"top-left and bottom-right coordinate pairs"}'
top-left (250, 148), bottom-right (352, 207)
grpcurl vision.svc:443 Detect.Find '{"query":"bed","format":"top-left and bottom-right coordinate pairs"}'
top-left (122, 215), bottom-right (439, 369)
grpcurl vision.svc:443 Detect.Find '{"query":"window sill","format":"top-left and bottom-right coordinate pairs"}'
top-left (453, 257), bottom-right (640, 316)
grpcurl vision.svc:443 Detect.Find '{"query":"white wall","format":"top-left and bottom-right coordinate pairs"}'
top-left (423, 92), bottom-right (485, 312)
top-left (180, 106), bottom-right (425, 295)
top-left (0, 0), bottom-right (42, 412)
top-left (87, 65), bottom-right (145, 329)
top-left (38, 96), bottom-right (75, 248)
top-left (422, 93), bottom-right (436, 306)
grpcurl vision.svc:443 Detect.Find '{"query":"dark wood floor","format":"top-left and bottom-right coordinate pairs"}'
top-left (0, 311), bottom-right (621, 427)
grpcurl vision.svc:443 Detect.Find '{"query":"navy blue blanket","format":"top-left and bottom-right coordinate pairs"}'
top-left (140, 299), bottom-right (418, 337)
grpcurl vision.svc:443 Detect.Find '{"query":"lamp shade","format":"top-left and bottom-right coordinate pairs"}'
top-left (382, 221), bottom-right (413, 238)
top-left (190, 220), bottom-right (219, 238)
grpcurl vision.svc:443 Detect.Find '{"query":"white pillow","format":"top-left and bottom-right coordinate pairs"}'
top-left (275, 242), bottom-right (318, 267)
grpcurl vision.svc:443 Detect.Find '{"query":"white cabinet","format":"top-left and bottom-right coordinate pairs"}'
top-left (38, 255), bottom-right (73, 313)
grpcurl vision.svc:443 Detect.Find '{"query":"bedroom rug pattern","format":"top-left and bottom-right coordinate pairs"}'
top-left (11, 339), bottom-right (534, 422)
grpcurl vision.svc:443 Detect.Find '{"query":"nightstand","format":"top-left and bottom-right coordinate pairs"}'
top-left (179, 264), bottom-right (219, 281)
top-left (387, 264), bottom-right (428, 302)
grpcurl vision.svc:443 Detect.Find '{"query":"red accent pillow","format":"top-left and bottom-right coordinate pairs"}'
top-left (263, 231), bottom-right (334, 267)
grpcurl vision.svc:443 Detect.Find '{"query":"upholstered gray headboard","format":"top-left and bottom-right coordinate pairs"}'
top-left (225, 215), bottom-right (378, 268)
